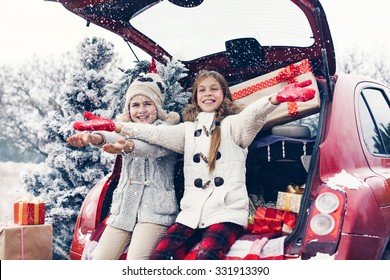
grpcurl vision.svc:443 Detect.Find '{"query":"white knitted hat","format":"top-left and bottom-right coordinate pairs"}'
top-left (118, 73), bottom-right (180, 125)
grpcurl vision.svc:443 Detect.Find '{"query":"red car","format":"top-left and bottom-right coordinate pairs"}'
top-left (53, 0), bottom-right (390, 260)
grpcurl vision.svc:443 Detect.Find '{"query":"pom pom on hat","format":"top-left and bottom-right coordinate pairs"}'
top-left (148, 58), bottom-right (158, 74)
top-left (162, 111), bottom-right (180, 125)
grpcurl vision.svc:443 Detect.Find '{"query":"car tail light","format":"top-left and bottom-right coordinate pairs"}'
top-left (315, 192), bottom-right (339, 213)
top-left (310, 213), bottom-right (335, 235)
top-left (301, 186), bottom-right (346, 259)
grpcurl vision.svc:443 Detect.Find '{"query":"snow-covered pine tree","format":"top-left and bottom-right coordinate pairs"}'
top-left (21, 37), bottom-right (126, 260)
top-left (157, 56), bottom-right (191, 117)
top-left (0, 54), bottom-right (77, 162)
top-left (96, 59), bottom-right (150, 120)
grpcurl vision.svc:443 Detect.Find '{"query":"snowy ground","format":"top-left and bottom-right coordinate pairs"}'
top-left (0, 161), bottom-right (46, 223)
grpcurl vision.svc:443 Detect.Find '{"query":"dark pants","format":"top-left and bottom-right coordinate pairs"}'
top-left (150, 222), bottom-right (244, 260)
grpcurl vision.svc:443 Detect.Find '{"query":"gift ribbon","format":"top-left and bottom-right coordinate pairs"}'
top-left (33, 200), bottom-right (40, 224)
top-left (282, 196), bottom-right (291, 211)
top-left (275, 63), bottom-right (302, 84)
top-left (287, 184), bottom-right (303, 194)
top-left (15, 198), bottom-right (28, 224)
top-left (231, 59), bottom-right (313, 120)
top-left (231, 59), bottom-right (313, 100)
top-left (17, 202), bottom-right (23, 224)
top-left (278, 192), bottom-right (301, 212)
top-left (287, 102), bottom-right (300, 120)
top-left (0, 223), bottom-right (26, 259)
top-left (20, 226), bottom-right (25, 260)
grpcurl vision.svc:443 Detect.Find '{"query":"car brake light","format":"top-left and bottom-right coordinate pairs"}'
top-left (315, 192), bottom-right (339, 213)
top-left (310, 213), bottom-right (335, 235)
top-left (301, 186), bottom-right (346, 259)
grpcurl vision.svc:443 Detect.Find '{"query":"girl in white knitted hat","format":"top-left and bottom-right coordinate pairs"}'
top-left (67, 72), bottom-right (180, 260)
top-left (73, 70), bottom-right (315, 259)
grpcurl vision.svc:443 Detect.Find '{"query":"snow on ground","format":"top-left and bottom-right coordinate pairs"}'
top-left (0, 161), bottom-right (46, 223)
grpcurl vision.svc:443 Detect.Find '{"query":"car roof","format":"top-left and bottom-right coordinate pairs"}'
top-left (53, 0), bottom-right (335, 86)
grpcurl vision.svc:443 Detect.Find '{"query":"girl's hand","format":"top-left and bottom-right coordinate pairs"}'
top-left (102, 138), bottom-right (134, 155)
top-left (73, 111), bottom-right (116, 132)
top-left (275, 80), bottom-right (316, 103)
top-left (66, 133), bottom-right (92, 147)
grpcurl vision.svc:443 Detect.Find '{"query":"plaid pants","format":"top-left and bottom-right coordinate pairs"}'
top-left (150, 222), bottom-right (244, 260)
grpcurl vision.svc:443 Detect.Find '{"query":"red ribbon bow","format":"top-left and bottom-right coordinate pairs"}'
top-left (276, 64), bottom-right (301, 84)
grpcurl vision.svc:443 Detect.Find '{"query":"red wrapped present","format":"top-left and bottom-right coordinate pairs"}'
top-left (0, 223), bottom-right (52, 260)
top-left (14, 198), bottom-right (45, 225)
top-left (230, 59), bottom-right (320, 131)
top-left (252, 207), bottom-right (297, 234)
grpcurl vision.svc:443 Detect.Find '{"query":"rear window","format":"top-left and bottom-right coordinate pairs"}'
top-left (130, 0), bottom-right (314, 61)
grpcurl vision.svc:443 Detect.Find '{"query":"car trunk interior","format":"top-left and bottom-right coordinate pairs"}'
top-left (246, 125), bottom-right (315, 210)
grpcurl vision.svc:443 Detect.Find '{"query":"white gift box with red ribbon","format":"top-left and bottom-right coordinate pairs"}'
top-left (230, 59), bottom-right (320, 131)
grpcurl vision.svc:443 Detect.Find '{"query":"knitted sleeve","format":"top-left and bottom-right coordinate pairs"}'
top-left (90, 131), bottom-right (121, 146)
top-left (90, 131), bottom-right (175, 157)
top-left (120, 122), bottom-right (186, 154)
top-left (130, 139), bottom-right (176, 158)
top-left (230, 96), bottom-right (279, 148)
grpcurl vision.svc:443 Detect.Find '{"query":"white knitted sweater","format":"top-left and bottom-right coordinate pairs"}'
top-left (93, 120), bottom-right (178, 232)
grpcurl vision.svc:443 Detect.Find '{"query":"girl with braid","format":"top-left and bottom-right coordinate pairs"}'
top-left (73, 70), bottom-right (315, 260)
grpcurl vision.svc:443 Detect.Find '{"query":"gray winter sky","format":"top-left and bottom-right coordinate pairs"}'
top-left (1, 0), bottom-right (389, 67)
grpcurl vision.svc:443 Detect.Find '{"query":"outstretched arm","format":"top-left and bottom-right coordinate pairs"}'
top-left (103, 138), bottom-right (176, 158)
top-left (118, 122), bottom-right (186, 154)
top-left (231, 80), bottom-right (315, 148)
top-left (66, 132), bottom-right (105, 148)
top-left (73, 112), bottom-right (186, 154)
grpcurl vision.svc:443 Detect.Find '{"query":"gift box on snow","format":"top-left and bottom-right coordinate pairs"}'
top-left (230, 59), bottom-right (320, 131)
top-left (0, 223), bottom-right (53, 260)
top-left (14, 198), bottom-right (45, 225)
top-left (276, 191), bottom-right (302, 213)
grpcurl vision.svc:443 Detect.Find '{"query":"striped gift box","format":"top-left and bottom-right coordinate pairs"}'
top-left (14, 198), bottom-right (45, 225)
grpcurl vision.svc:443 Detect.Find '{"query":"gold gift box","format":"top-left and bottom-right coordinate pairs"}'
top-left (276, 191), bottom-right (302, 213)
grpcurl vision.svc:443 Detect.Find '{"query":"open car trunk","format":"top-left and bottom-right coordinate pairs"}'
top-left (56, 0), bottom-right (339, 259)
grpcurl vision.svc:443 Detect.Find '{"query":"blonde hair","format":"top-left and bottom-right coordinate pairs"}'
top-left (183, 70), bottom-right (242, 173)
